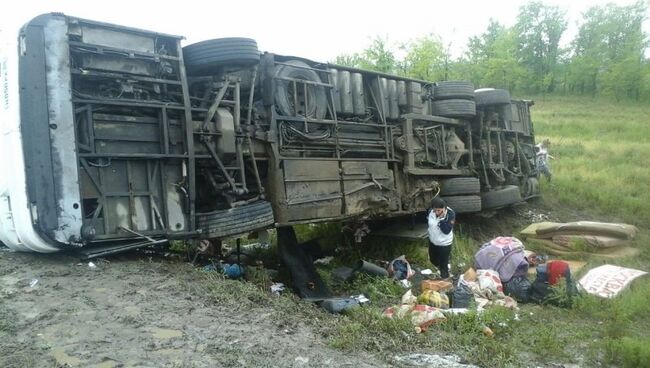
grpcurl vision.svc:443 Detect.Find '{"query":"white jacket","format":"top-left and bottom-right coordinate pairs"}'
top-left (427, 208), bottom-right (454, 246)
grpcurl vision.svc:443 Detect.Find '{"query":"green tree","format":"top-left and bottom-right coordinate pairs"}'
top-left (515, 1), bottom-right (568, 93)
top-left (464, 19), bottom-right (526, 92)
top-left (401, 34), bottom-right (448, 80)
top-left (333, 1), bottom-right (649, 101)
top-left (467, 19), bottom-right (507, 61)
top-left (334, 54), bottom-right (364, 68)
top-left (570, 1), bottom-right (648, 100)
top-left (334, 37), bottom-right (398, 74)
top-left (643, 60), bottom-right (650, 100)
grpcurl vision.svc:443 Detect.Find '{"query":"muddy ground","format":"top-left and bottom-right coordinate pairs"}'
top-left (0, 204), bottom-right (581, 368)
top-left (0, 248), bottom-right (393, 368)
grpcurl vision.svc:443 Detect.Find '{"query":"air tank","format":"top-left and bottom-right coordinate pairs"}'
top-left (350, 73), bottom-right (365, 115)
top-left (397, 80), bottom-right (407, 106)
top-left (380, 78), bottom-right (389, 118)
top-left (328, 68), bottom-right (341, 113)
top-left (337, 70), bottom-right (353, 114)
top-left (370, 77), bottom-right (388, 120)
top-left (387, 79), bottom-right (399, 119)
top-left (406, 81), bottom-right (423, 114)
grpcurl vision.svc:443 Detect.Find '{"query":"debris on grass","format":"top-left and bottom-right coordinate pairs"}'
top-left (320, 297), bottom-right (360, 314)
top-left (313, 256), bottom-right (334, 265)
top-left (270, 283), bottom-right (285, 295)
top-left (351, 294), bottom-right (370, 304)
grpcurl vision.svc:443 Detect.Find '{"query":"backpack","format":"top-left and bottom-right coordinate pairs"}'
top-left (529, 262), bottom-right (579, 306)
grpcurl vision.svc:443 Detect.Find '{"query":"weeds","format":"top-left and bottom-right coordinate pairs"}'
top-left (541, 277), bottom-right (578, 308)
top-left (532, 95), bottom-right (650, 228)
top-left (329, 307), bottom-right (421, 352)
top-left (347, 274), bottom-right (404, 306)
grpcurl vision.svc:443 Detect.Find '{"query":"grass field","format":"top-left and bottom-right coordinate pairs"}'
top-left (533, 95), bottom-right (650, 229)
top-left (296, 95), bottom-right (650, 367)
top-left (528, 96), bottom-right (650, 367)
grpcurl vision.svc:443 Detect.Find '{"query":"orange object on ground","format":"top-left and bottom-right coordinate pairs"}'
top-left (421, 280), bottom-right (453, 293)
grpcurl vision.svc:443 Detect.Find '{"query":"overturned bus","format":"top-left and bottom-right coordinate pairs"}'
top-left (0, 13), bottom-right (540, 254)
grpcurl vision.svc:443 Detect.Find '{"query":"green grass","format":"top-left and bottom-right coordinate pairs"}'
top-left (531, 96), bottom-right (650, 366)
top-left (532, 95), bottom-right (650, 229)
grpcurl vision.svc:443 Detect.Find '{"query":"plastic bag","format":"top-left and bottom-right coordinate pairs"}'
top-left (503, 276), bottom-right (531, 303)
top-left (417, 290), bottom-right (450, 308)
top-left (409, 305), bottom-right (446, 332)
top-left (388, 255), bottom-right (415, 280)
top-left (477, 269), bottom-right (504, 295)
top-left (452, 280), bottom-right (473, 308)
top-left (401, 289), bottom-right (417, 305)
top-left (383, 304), bottom-right (446, 333)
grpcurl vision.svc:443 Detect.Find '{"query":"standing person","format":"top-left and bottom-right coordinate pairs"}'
top-left (535, 139), bottom-right (554, 182)
top-left (427, 197), bottom-right (456, 279)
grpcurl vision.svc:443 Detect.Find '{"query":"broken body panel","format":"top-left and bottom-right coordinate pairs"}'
top-left (0, 14), bottom-right (539, 253)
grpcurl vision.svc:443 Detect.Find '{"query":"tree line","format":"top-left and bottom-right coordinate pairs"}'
top-left (335, 1), bottom-right (649, 101)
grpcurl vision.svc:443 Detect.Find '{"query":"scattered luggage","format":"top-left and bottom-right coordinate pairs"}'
top-left (474, 237), bottom-right (529, 283)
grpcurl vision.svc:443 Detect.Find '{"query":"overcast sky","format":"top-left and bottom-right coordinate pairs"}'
top-left (1, 0), bottom-right (648, 61)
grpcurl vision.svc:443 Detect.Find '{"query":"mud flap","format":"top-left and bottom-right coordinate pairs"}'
top-left (277, 227), bottom-right (332, 300)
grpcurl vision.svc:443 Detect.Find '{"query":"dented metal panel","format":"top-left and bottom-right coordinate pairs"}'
top-left (341, 161), bottom-right (397, 215)
top-left (283, 160), bottom-right (342, 221)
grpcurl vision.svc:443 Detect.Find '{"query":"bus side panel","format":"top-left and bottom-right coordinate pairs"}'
top-left (19, 15), bottom-right (83, 244)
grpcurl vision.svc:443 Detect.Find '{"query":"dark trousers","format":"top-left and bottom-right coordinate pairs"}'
top-left (428, 241), bottom-right (451, 278)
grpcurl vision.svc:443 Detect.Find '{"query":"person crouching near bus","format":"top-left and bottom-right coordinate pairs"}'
top-left (428, 197), bottom-right (456, 279)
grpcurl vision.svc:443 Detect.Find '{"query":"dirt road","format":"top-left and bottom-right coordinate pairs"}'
top-left (0, 248), bottom-right (389, 368)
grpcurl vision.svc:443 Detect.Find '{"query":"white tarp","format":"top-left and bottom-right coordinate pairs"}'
top-left (579, 264), bottom-right (647, 298)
